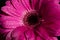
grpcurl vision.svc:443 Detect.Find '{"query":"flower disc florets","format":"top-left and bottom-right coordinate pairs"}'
top-left (23, 11), bottom-right (40, 27)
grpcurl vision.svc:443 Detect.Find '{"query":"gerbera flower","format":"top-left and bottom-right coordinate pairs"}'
top-left (0, 0), bottom-right (60, 40)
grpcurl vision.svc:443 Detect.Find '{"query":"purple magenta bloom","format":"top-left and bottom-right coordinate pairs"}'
top-left (0, 0), bottom-right (60, 40)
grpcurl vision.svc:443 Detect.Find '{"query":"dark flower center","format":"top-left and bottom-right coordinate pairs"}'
top-left (23, 11), bottom-right (40, 27)
top-left (27, 14), bottom-right (38, 25)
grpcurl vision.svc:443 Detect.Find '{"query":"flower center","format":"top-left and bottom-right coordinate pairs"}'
top-left (23, 11), bottom-right (40, 27)
top-left (27, 14), bottom-right (38, 25)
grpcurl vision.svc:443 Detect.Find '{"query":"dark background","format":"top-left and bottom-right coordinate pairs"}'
top-left (0, 0), bottom-right (7, 40)
top-left (0, 0), bottom-right (6, 10)
top-left (0, 0), bottom-right (60, 40)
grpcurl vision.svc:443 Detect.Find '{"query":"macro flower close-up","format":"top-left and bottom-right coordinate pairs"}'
top-left (0, 0), bottom-right (60, 40)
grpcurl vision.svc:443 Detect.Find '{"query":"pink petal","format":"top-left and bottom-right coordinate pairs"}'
top-left (37, 27), bottom-right (58, 40)
top-left (1, 0), bottom-right (30, 18)
top-left (43, 0), bottom-right (60, 19)
top-left (19, 0), bottom-right (32, 10)
top-left (1, 15), bottom-right (24, 28)
top-left (6, 26), bottom-right (26, 40)
top-left (36, 36), bottom-right (42, 40)
top-left (24, 29), bottom-right (35, 40)
top-left (56, 29), bottom-right (60, 36)
top-left (6, 26), bottom-right (58, 40)
top-left (41, 20), bottom-right (60, 36)
top-left (29, 0), bottom-right (42, 10)
top-left (40, 0), bottom-right (60, 36)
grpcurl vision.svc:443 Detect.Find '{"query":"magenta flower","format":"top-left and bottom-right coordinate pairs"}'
top-left (0, 0), bottom-right (60, 40)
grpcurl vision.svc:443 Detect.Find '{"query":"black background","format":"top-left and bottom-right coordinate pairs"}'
top-left (0, 0), bottom-right (6, 10)
top-left (0, 0), bottom-right (60, 40)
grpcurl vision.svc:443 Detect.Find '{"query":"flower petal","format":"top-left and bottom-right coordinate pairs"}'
top-left (1, 0), bottom-right (29, 17)
top-left (29, 0), bottom-right (42, 10)
top-left (40, 0), bottom-right (60, 36)
top-left (6, 26), bottom-right (35, 40)
top-left (37, 27), bottom-right (58, 40)
top-left (1, 15), bottom-right (24, 28)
